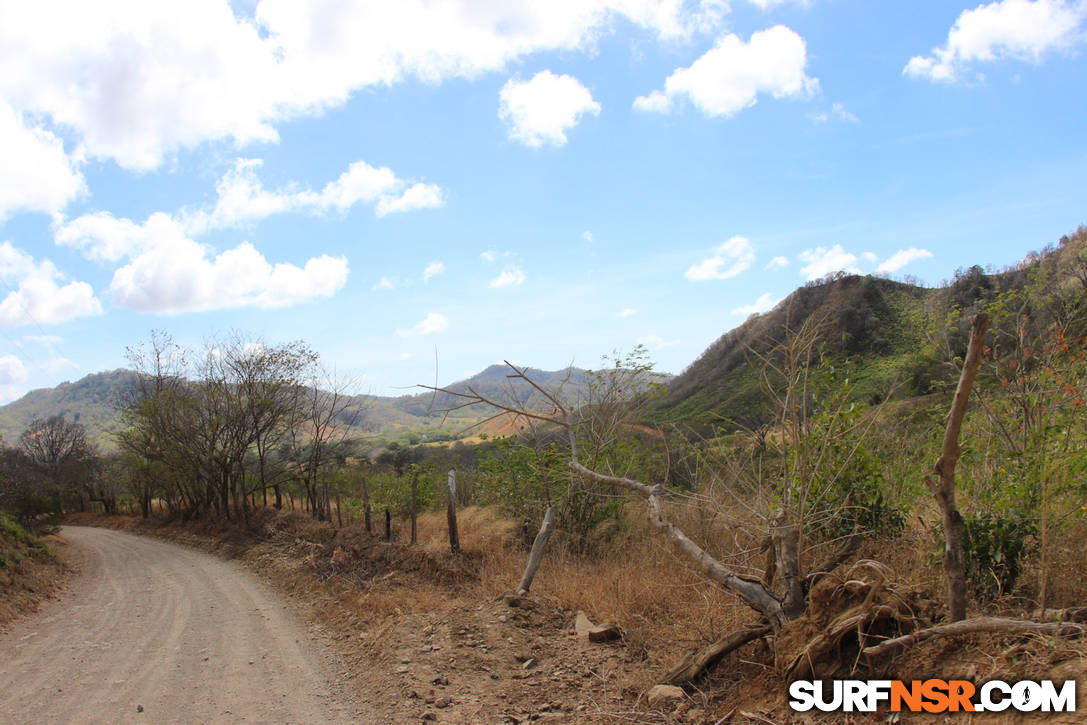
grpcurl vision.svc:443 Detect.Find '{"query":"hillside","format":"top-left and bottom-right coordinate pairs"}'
top-left (649, 227), bottom-right (1087, 431)
top-left (0, 370), bottom-right (138, 449)
top-left (649, 275), bottom-right (935, 430)
top-left (0, 365), bottom-right (594, 449)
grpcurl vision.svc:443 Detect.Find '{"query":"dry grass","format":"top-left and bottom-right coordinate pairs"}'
top-left (1033, 516), bottom-right (1087, 609)
top-left (414, 502), bottom-right (756, 690)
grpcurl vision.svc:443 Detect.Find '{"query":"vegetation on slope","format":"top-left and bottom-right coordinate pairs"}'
top-left (0, 512), bottom-right (66, 627)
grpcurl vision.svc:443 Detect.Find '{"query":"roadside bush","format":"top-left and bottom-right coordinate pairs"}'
top-left (931, 510), bottom-right (1036, 601)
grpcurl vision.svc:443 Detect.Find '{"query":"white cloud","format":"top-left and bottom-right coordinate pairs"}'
top-left (904, 0), bottom-right (1086, 83)
top-left (0, 1), bottom-right (727, 171)
top-left (0, 353), bottom-right (28, 403)
top-left (582, 231), bottom-right (594, 242)
top-left (0, 242), bottom-right (102, 328)
top-left (798, 244), bottom-right (860, 280)
top-left (56, 211), bottom-right (166, 263)
top-left (877, 247), bottom-right (934, 273)
top-left (480, 251), bottom-right (497, 263)
top-left (0, 354), bottom-right (27, 384)
top-left (764, 255), bottom-right (789, 271)
top-left (499, 71), bottom-right (601, 148)
top-left (619, 308), bottom-right (637, 318)
top-left (637, 335), bottom-right (680, 350)
top-left (318, 160), bottom-right (404, 211)
top-left (634, 25), bottom-right (819, 118)
top-left (111, 240), bottom-right (348, 315)
top-left (423, 261), bottom-right (445, 282)
top-left (57, 211), bottom-right (348, 314)
top-left (812, 102), bottom-right (859, 123)
top-left (373, 276), bottom-right (396, 291)
top-left (397, 312), bottom-right (449, 337)
top-left (183, 158), bottom-right (444, 233)
top-left (375, 182), bottom-right (446, 217)
top-left (190, 158), bottom-right (296, 231)
top-left (490, 265), bottom-right (526, 288)
top-left (731, 292), bottom-right (780, 316)
top-left (0, 1), bottom-right (282, 171)
top-left (861, 251), bottom-right (879, 263)
top-left (0, 99), bottom-right (85, 221)
top-left (686, 236), bottom-right (755, 281)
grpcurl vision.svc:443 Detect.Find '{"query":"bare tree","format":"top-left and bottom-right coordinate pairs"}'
top-left (224, 336), bottom-right (318, 511)
top-left (20, 415), bottom-right (96, 514)
top-left (285, 368), bottom-right (364, 521)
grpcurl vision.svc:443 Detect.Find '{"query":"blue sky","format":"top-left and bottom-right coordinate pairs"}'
top-left (1, 0), bottom-right (1085, 402)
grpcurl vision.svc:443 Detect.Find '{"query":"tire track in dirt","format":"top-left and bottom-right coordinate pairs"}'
top-left (0, 526), bottom-right (368, 724)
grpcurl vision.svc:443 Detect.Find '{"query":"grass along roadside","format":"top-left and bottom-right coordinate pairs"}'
top-left (0, 513), bottom-right (76, 629)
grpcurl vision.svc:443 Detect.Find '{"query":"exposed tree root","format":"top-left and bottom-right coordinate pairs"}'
top-left (775, 560), bottom-right (936, 680)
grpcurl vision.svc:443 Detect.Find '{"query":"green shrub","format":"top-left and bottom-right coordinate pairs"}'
top-left (931, 510), bottom-right (1036, 601)
top-left (962, 510), bottom-right (1035, 600)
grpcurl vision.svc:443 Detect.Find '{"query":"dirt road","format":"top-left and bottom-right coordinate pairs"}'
top-left (0, 526), bottom-right (366, 724)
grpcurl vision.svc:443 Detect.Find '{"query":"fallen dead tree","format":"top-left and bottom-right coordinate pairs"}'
top-left (663, 623), bottom-right (772, 686)
top-left (862, 617), bottom-right (1087, 658)
top-left (426, 362), bottom-right (794, 631)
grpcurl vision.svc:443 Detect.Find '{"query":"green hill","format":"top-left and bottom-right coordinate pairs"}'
top-left (650, 227), bottom-right (1087, 432)
top-left (650, 275), bottom-right (934, 430)
top-left (0, 369), bottom-right (137, 449)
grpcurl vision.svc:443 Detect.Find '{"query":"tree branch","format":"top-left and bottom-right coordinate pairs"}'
top-left (862, 616), bottom-right (1085, 658)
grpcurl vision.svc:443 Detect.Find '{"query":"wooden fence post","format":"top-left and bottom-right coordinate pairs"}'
top-left (385, 508), bottom-right (392, 542)
top-left (410, 469), bottom-right (419, 545)
top-left (446, 469), bottom-right (460, 555)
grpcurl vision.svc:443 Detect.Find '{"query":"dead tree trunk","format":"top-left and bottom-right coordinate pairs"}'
top-left (572, 461), bottom-right (788, 629)
top-left (772, 517), bottom-right (805, 619)
top-left (446, 469), bottom-right (460, 555)
top-left (517, 506), bottom-right (555, 594)
top-left (863, 616), bottom-right (1084, 657)
top-left (930, 313), bottom-right (988, 622)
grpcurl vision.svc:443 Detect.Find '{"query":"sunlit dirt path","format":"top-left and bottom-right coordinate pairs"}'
top-left (0, 526), bottom-right (368, 724)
